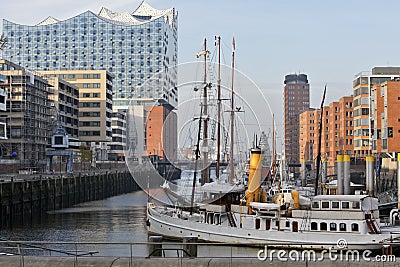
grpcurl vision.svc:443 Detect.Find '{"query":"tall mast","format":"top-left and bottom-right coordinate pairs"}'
top-left (272, 114), bottom-right (276, 179)
top-left (201, 38), bottom-right (209, 185)
top-left (190, 105), bottom-right (203, 215)
top-left (314, 85), bottom-right (327, 196)
top-left (229, 38), bottom-right (235, 184)
top-left (216, 36), bottom-right (221, 181)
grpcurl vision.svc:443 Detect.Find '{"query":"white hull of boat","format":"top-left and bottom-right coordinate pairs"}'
top-left (147, 205), bottom-right (394, 251)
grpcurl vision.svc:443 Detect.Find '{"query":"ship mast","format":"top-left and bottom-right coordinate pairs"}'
top-left (190, 105), bottom-right (203, 215)
top-left (272, 114), bottom-right (276, 180)
top-left (201, 38), bottom-right (209, 185)
top-left (314, 85), bottom-right (327, 196)
top-left (229, 38), bottom-right (235, 184)
top-left (216, 36), bottom-right (221, 181)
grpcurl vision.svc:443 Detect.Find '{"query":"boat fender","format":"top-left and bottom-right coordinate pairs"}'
top-left (146, 219), bottom-right (151, 227)
top-left (390, 209), bottom-right (399, 225)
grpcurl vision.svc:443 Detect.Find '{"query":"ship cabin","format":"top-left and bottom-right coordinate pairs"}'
top-left (198, 182), bottom-right (245, 226)
top-left (248, 195), bottom-right (381, 235)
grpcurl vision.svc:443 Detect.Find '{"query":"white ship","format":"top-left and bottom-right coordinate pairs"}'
top-left (148, 146), bottom-right (400, 251)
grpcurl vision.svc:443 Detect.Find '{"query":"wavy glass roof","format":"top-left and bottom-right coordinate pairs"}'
top-left (33, 1), bottom-right (175, 27)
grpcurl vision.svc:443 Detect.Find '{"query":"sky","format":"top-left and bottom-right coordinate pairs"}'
top-left (2, 0), bottom-right (400, 145)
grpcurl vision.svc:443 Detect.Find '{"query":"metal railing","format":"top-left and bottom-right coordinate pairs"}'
top-left (1, 239), bottom-right (400, 258)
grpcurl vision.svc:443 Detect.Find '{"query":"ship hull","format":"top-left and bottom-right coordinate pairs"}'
top-left (147, 205), bottom-right (395, 251)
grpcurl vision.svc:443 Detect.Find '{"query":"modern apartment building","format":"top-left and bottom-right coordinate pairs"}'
top-left (2, 1), bottom-right (178, 109)
top-left (325, 96), bottom-right (354, 159)
top-left (40, 70), bottom-right (113, 161)
top-left (146, 105), bottom-right (177, 161)
top-left (284, 73), bottom-right (310, 164)
top-left (0, 59), bottom-right (51, 169)
top-left (299, 96), bottom-right (353, 172)
top-left (3, 2), bottom-right (178, 160)
top-left (299, 108), bottom-right (319, 163)
top-left (109, 110), bottom-right (127, 161)
top-left (40, 70), bottom-right (113, 143)
top-left (352, 67), bottom-right (400, 157)
top-left (371, 80), bottom-right (400, 154)
top-left (46, 77), bottom-right (79, 148)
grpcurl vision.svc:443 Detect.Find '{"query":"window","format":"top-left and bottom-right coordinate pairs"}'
top-left (339, 223), bottom-right (347, 232)
top-left (93, 74), bottom-right (100, 79)
top-left (320, 222), bottom-right (327, 231)
top-left (352, 201), bottom-right (360, 209)
top-left (321, 202), bottom-right (330, 209)
top-left (330, 223), bottom-right (337, 231)
top-left (351, 223), bottom-right (359, 232)
top-left (93, 93), bottom-right (100, 97)
top-left (93, 83), bottom-right (101, 88)
top-left (83, 83), bottom-right (91, 88)
top-left (311, 222), bottom-right (318, 230)
top-left (331, 201), bottom-right (339, 209)
top-left (388, 127), bottom-right (393, 138)
top-left (68, 74), bottom-right (75, 78)
top-left (312, 202), bottom-right (319, 209)
top-left (83, 74), bottom-right (90, 78)
top-left (83, 93), bottom-right (90, 98)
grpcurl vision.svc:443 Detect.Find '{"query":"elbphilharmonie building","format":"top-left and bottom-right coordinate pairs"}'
top-left (2, 1), bottom-right (178, 109)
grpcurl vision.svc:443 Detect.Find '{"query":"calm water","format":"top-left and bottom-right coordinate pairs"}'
top-left (0, 191), bottom-right (149, 256)
top-left (0, 188), bottom-right (262, 258)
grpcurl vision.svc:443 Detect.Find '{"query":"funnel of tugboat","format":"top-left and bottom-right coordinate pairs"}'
top-left (245, 147), bottom-right (263, 212)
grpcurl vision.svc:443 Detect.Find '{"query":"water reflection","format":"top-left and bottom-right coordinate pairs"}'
top-left (0, 191), bottom-right (149, 256)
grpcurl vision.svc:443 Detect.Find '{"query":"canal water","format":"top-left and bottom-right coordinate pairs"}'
top-left (0, 189), bottom-right (261, 258)
top-left (0, 191), bottom-right (149, 256)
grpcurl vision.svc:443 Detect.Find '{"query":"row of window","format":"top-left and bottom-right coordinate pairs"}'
top-left (310, 222), bottom-right (359, 232)
top-left (80, 121), bottom-right (100, 127)
top-left (79, 131), bottom-right (100, 136)
top-left (311, 200), bottom-right (360, 210)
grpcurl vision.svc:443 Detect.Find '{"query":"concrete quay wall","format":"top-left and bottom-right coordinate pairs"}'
top-left (0, 171), bottom-right (139, 228)
top-left (0, 256), bottom-right (398, 267)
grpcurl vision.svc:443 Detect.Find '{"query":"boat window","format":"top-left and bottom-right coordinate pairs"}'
top-left (330, 223), bottom-right (337, 231)
top-left (342, 201), bottom-right (350, 209)
top-left (321, 201), bottom-right (330, 209)
top-left (352, 201), bottom-right (360, 209)
top-left (339, 223), bottom-right (347, 232)
top-left (320, 222), bottom-right (327, 231)
top-left (255, 218), bottom-right (260, 229)
top-left (312, 201), bottom-right (319, 209)
top-left (331, 201), bottom-right (339, 209)
top-left (285, 221), bottom-right (290, 228)
top-left (351, 223), bottom-right (359, 232)
top-left (311, 222), bottom-right (318, 230)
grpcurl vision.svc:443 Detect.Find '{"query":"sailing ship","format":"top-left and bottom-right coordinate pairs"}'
top-left (147, 39), bottom-right (400, 250)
